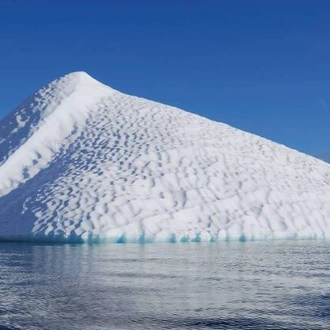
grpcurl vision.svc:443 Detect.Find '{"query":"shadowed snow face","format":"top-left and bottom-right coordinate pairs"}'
top-left (1, 72), bottom-right (330, 243)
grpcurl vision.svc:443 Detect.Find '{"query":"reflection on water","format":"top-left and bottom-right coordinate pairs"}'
top-left (0, 241), bottom-right (330, 329)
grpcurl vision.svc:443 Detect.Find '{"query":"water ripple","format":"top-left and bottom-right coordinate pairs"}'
top-left (0, 241), bottom-right (329, 329)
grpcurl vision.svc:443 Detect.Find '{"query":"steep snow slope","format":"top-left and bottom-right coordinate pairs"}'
top-left (0, 72), bottom-right (330, 243)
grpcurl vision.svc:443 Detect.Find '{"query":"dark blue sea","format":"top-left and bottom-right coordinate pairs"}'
top-left (0, 241), bottom-right (329, 330)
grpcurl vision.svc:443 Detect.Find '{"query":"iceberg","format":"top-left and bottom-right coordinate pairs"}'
top-left (0, 72), bottom-right (330, 243)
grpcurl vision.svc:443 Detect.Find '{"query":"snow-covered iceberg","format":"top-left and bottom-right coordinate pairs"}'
top-left (0, 72), bottom-right (330, 243)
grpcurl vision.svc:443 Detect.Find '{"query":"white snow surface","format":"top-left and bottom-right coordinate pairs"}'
top-left (1, 71), bottom-right (330, 243)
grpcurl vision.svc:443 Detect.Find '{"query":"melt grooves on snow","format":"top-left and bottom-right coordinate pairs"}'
top-left (0, 71), bottom-right (330, 243)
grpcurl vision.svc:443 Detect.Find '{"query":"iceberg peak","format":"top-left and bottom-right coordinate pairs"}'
top-left (51, 71), bottom-right (109, 92)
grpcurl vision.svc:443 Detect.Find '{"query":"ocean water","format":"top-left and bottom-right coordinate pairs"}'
top-left (0, 241), bottom-right (329, 330)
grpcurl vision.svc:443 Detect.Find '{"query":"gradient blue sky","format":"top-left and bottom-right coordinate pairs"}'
top-left (0, 0), bottom-right (330, 156)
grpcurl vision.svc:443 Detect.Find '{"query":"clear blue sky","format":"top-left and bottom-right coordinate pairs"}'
top-left (0, 0), bottom-right (330, 156)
